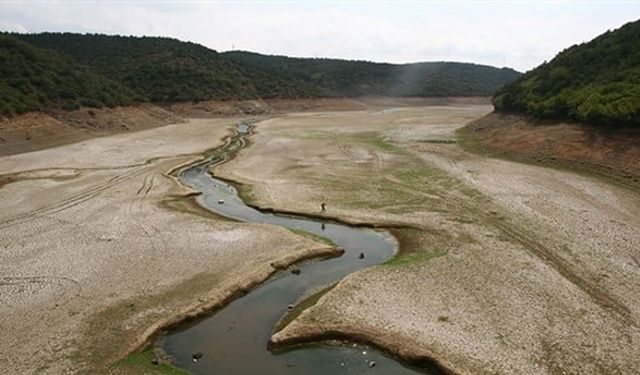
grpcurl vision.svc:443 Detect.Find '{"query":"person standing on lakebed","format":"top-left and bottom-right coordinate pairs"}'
top-left (321, 202), bottom-right (326, 212)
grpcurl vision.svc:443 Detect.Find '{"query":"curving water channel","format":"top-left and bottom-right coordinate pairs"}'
top-left (160, 124), bottom-right (442, 374)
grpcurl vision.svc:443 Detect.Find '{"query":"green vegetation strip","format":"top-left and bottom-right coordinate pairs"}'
top-left (114, 349), bottom-right (191, 375)
top-left (383, 250), bottom-right (446, 267)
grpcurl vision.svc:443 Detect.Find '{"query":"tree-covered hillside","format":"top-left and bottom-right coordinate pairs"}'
top-left (493, 19), bottom-right (640, 126)
top-left (16, 33), bottom-right (257, 102)
top-left (2, 32), bottom-right (521, 116)
top-left (0, 35), bottom-right (136, 115)
top-left (223, 51), bottom-right (521, 98)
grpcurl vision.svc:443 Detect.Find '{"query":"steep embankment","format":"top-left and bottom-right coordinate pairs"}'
top-left (460, 113), bottom-right (640, 189)
top-left (463, 19), bottom-right (640, 188)
top-left (0, 104), bottom-right (184, 156)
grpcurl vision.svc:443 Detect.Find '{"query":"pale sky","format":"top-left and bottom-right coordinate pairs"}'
top-left (1, 1), bottom-right (639, 72)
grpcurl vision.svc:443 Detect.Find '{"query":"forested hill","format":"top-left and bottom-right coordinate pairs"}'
top-left (13, 33), bottom-right (258, 103)
top-left (493, 19), bottom-right (640, 126)
top-left (222, 51), bottom-right (520, 98)
top-left (0, 35), bottom-right (137, 114)
top-left (1, 32), bottom-right (521, 116)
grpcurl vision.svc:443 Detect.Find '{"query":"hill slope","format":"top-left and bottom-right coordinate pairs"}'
top-left (0, 34), bottom-right (137, 115)
top-left (15, 33), bottom-right (257, 102)
top-left (493, 19), bottom-right (640, 126)
top-left (223, 51), bottom-right (520, 98)
top-left (2, 32), bottom-right (521, 116)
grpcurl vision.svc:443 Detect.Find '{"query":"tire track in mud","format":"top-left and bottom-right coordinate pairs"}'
top-left (128, 172), bottom-right (163, 243)
top-left (407, 144), bottom-right (634, 326)
top-left (0, 275), bottom-right (86, 303)
top-left (0, 166), bottom-right (148, 229)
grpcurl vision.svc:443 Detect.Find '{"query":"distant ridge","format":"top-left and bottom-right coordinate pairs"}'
top-left (1, 32), bottom-right (521, 116)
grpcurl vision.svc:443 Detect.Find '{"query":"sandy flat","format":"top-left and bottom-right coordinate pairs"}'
top-left (216, 106), bottom-right (640, 374)
top-left (0, 118), bottom-right (335, 373)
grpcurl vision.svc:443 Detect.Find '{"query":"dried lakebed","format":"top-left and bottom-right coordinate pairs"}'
top-left (158, 124), bottom-right (442, 374)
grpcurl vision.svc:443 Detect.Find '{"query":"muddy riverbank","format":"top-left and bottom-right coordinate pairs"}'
top-left (158, 124), bottom-right (443, 374)
top-left (216, 106), bottom-right (640, 374)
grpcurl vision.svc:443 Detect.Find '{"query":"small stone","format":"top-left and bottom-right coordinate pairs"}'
top-left (362, 351), bottom-right (367, 355)
top-left (358, 253), bottom-right (365, 259)
top-left (151, 358), bottom-right (159, 365)
top-left (368, 361), bottom-right (376, 368)
top-left (288, 304), bottom-right (294, 310)
top-left (218, 199), bottom-right (224, 204)
top-left (290, 268), bottom-right (301, 275)
top-left (192, 352), bottom-right (203, 362)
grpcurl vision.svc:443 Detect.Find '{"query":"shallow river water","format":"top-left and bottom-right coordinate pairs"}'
top-left (160, 124), bottom-right (441, 374)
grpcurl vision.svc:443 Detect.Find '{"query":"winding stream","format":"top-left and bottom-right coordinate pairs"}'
top-left (160, 124), bottom-right (441, 374)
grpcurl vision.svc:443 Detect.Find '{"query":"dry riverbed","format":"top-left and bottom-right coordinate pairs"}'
top-left (217, 106), bottom-right (640, 374)
top-left (0, 118), bottom-right (336, 373)
top-left (3, 103), bottom-right (639, 374)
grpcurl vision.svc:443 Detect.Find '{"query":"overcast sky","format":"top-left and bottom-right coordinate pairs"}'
top-left (1, 1), bottom-right (639, 72)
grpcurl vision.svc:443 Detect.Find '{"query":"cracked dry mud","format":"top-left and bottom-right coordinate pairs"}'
top-left (0, 118), bottom-right (336, 373)
top-left (3, 104), bottom-right (639, 374)
top-left (216, 106), bottom-right (640, 374)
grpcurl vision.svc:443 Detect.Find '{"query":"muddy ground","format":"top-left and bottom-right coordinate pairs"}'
top-left (216, 106), bottom-right (640, 374)
top-left (0, 117), bottom-right (337, 373)
top-left (2, 101), bottom-right (638, 374)
top-left (0, 97), bottom-right (489, 157)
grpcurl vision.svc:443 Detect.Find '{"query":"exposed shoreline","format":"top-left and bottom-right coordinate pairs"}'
top-left (209, 107), bottom-right (640, 374)
top-left (119, 126), bottom-right (346, 362)
top-left (138, 120), bottom-right (448, 374)
top-left (1, 97), bottom-right (490, 157)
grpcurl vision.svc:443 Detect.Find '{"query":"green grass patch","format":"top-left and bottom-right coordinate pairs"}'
top-left (236, 184), bottom-right (256, 205)
top-left (346, 131), bottom-right (405, 154)
top-left (79, 272), bottom-right (223, 371)
top-left (383, 250), bottom-right (446, 266)
top-left (114, 349), bottom-right (191, 374)
top-left (275, 130), bottom-right (333, 140)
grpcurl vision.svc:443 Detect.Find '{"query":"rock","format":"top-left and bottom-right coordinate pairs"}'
top-left (358, 253), bottom-right (365, 259)
top-left (368, 360), bottom-right (376, 368)
top-left (218, 199), bottom-right (224, 204)
top-left (288, 304), bottom-right (294, 310)
top-left (290, 268), bottom-right (301, 275)
top-left (151, 358), bottom-right (159, 365)
top-left (192, 352), bottom-right (203, 362)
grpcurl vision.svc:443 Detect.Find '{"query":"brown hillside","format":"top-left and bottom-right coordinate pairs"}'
top-left (462, 113), bottom-right (640, 189)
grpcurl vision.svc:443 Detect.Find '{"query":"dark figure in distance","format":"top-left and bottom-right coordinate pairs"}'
top-left (321, 203), bottom-right (326, 212)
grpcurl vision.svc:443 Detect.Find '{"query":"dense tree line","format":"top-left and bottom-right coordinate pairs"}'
top-left (493, 20), bottom-right (640, 127)
top-left (223, 51), bottom-right (520, 98)
top-left (0, 35), bottom-right (136, 115)
top-left (1, 32), bottom-right (521, 116)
